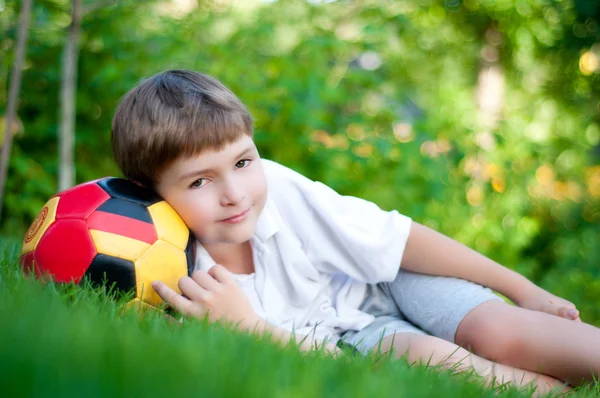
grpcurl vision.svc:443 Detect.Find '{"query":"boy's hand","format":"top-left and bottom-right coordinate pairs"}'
top-left (515, 285), bottom-right (581, 322)
top-left (152, 265), bottom-right (260, 329)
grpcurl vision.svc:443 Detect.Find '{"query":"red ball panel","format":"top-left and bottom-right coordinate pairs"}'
top-left (35, 219), bottom-right (98, 283)
top-left (55, 178), bottom-right (104, 198)
top-left (87, 211), bottom-right (157, 245)
top-left (55, 181), bottom-right (111, 220)
top-left (19, 251), bottom-right (39, 277)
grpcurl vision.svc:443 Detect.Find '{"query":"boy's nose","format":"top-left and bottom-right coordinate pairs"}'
top-left (219, 181), bottom-right (244, 206)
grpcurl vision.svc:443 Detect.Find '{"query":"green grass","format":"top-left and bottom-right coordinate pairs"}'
top-left (1, 239), bottom-right (598, 398)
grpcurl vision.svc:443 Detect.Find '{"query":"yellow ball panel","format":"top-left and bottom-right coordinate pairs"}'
top-left (90, 230), bottom-right (151, 261)
top-left (122, 298), bottom-right (158, 313)
top-left (134, 240), bottom-right (187, 306)
top-left (21, 197), bottom-right (60, 255)
top-left (147, 201), bottom-right (189, 250)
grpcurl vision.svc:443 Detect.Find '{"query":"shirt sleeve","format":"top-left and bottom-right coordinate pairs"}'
top-left (263, 159), bottom-right (412, 284)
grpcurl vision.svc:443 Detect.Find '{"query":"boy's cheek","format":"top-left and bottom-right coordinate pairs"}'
top-left (173, 207), bottom-right (212, 239)
top-left (186, 215), bottom-right (212, 237)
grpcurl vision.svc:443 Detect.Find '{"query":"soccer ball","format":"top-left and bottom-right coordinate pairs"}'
top-left (19, 177), bottom-right (195, 308)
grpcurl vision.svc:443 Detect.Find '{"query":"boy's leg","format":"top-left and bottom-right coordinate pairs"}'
top-left (455, 300), bottom-right (600, 386)
top-left (337, 288), bottom-right (568, 394)
top-left (385, 269), bottom-right (503, 342)
top-left (387, 270), bottom-right (600, 385)
top-left (379, 332), bottom-right (569, 395)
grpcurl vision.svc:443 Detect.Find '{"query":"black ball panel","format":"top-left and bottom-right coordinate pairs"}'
top-left (84, 253), bottom-right (137, 293)
top-left (98, 178), bottom-right (162, 206)
top-left (96, 198), bottom-right (154, 224)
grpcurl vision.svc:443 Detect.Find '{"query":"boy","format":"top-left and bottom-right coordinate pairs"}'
top-left (111, 69), bottom-right (599, 393)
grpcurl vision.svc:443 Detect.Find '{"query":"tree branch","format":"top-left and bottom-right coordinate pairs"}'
top-left (0, 0), bottom-right (34, 223)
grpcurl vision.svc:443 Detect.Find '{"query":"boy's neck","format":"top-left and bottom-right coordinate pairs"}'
top-left (203, 240), bottom-right (255, 275)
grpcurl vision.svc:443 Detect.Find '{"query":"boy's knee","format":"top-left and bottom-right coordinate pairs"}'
top-left (380, 333), bottom-right (467, 365)
top-left (378, 332), bottom-right (435, 356)
top-left (456, 301), bottom-right (529, 363)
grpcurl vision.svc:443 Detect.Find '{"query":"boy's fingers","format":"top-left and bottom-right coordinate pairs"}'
top-left (567, 308), bottom-right (580, 321)
top-left (208, 264), bottom-right (234, 285)
top-left (555, 305), bottom-right (579, 321)
top-left (192, 270), bottom-right (221, 291)
top-left (152, 280), bottom-right (194, 315)
top-left (178, 276), bottom-right (210, 303)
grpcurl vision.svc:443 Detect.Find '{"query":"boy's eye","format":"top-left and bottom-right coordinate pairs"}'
top-left (190, 178), bottom-right (208, 188)
top-left (235, 159), bottom-right (251, 169)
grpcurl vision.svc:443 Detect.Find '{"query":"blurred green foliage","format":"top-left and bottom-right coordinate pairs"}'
top-left (1, 0), bottom-right (599, 323)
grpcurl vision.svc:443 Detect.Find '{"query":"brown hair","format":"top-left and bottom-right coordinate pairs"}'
top-left (111, 69), bottom-right (253, 187)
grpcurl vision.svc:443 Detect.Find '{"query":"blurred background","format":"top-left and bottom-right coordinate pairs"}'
top-left (1, 0), bottom-right (599, 324)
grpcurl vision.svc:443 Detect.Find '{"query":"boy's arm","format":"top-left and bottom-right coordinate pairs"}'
top-left (400, 222), bottom-right (580, 320)
top-left (152, 266), bottom-right (342, 355)
top-left (244, 319), bottom-right (342, 355)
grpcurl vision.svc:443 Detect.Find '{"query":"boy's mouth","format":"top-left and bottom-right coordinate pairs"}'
top-left (219, 208), bottom-right (251, 224)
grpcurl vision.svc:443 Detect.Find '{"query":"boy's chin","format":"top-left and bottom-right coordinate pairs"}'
top-left (222, 234), bottom-right (253, 245)
top-left (203, 227), bottom-right (256, 246)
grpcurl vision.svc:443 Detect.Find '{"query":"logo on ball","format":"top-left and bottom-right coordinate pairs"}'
top-left (25, 207), bottom-right (48, 243)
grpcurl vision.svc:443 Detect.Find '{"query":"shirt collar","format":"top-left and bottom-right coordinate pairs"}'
top-left (254, 195), bottom-right (281, 243)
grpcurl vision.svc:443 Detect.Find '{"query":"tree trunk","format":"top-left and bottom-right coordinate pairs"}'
top-left (475, 26), bottom-right (505, 152)
top-left (58, 0), bottom-right (82, 191)
top-left (0, 0), bottom-right (34, 223)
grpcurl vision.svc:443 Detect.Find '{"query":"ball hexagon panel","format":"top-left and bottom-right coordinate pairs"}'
top-left (134, 240), bottom-right (188, 307)
top-left (87, 207), bottom-right (157, 246)
top-left (89, 230), bottom-right (152, 262)
top-left (35, 219), bottom-right (97, 283)
top-left (95, 198), bottom-right (154, 225)
top-left (84, 253), bottom-right (136, 293)
top-left (147, 201), bottom-right (189, 250)
top-left (19, 251), bottom-right (38, 277)
top-left (20, 196), bottom-right (60, 255)
top-left (55, 182), bottom-right (111, 220)
top-left (54, 178), bottom-right (103, 197)
top-left (183, 235), bottom-right (195, 276)
top-left (98, 178), bottom-right (162, 207)
top-left (123, 298), bottom-right (157, 312)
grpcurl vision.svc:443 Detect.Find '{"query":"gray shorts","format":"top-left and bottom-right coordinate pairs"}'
top-left (340, 270), bottom-right (503, 354)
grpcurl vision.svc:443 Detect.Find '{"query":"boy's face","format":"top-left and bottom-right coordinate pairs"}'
top-left (155, 135), bottom-right (267, 246)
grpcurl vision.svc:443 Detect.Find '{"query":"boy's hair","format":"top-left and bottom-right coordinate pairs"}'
top-left (111, 69), bottom-right (253, 187)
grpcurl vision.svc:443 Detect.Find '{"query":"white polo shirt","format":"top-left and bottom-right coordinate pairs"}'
top-left (193, 159), bottom-right (412, 343)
